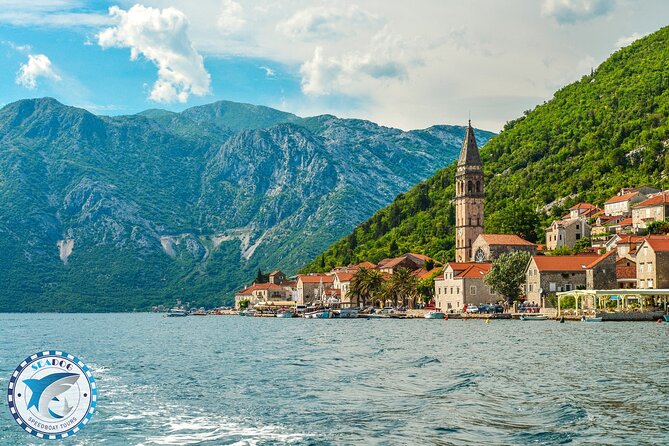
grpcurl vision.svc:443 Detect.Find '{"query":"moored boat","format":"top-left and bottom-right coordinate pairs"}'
top-left (276, 310), bottom-right (295, 318)
top-left (584, 317), bottom-right (603, 322)
top-left (191, 307), bottom-right (207, 316)
top-left (337, 308), bottom-right (359, 319)
top-left (304, 308), bottom-right (332, 319)
top-left (166, 308), bottom-right (188, 317)
top-left (519, 315), bottom-right (548, 321)
top-left (424, 310), bottom-right (445, 319)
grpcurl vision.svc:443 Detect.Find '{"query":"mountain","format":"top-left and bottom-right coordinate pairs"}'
top-left (303, 25), bottom-right (669, 272)
top-left (0, 97), bottom-right (493, 311)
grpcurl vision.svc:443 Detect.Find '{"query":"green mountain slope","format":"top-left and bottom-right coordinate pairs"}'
top-left (0, 98), bottom-right (493, 311)
top-left (303, 25), bottom-right (669, 271)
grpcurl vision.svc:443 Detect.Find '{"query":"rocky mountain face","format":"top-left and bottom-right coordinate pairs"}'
top-left (0, 98), bottom-right (493, 311)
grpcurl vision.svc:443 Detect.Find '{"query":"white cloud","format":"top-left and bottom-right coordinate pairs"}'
top-left (0, 1), bottom-right (111, 27)
top-left (217, 0), bottom-right (245, 34)
top-left (615, 32), bottom-right (646, 48)
top-left (2, 40), bottom-right (31, 52)
top-left (541, 0), bottom-right (615, 24)
top-left (97, 4), bottom-right (211, 103)
top-left (277, 5), bottom-right (379, 40)
top-left (15, 54), bottom-right (61, 89)
top-left (300, 29), bottom-right (410, 96)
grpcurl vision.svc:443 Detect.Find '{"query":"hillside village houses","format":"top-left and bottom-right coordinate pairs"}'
top-left (235, 123), bottom-right (669, 313)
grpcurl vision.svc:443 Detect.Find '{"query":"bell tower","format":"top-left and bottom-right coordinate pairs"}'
top-left (455, 120), bottom-right (484, 262)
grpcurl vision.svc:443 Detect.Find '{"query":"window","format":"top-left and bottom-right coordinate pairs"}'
top-left (576, 234), bottom-right (581, 240)
top-left (565, 284), bottom-right (573, 291)
top-left (470, 286), bottom-right (477, 295)
top-left (456, 287), bottom-right (460, 294)
top-left (640, 264), bottom-right (644, 273)
top-left (576, 224), bottom-right (580, 230)
top-left (450, 287), bottom-right (453, 294)
top-left (649, 279), bottom-right (654, 289)
top-left (648, 264), bottom-right (653, 272)
top-left (490, 288), bottom-right (496, 295)
top-left (549, 282), bottom-right (556, 292)
top-left (529, 284), bottom-right (533, 292)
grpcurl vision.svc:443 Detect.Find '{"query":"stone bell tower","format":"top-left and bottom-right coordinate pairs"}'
top-left (455, 120), bottom-right (484, 262)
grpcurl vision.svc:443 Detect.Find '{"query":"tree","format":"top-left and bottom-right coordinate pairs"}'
top-left (648, 219), bottom-right (669, 234)
top-left (484, 251), bottom-right (532, 304)
top-left (389, 239), bottom-right (399, 257)
top-left (486, 202), bottom-right (541, 242)
top-left (320, 254), bottom-right (326, 269)
top-left (350, 268), bottom-right (385, 308)
top-left (239, 299), bottom-right (250, 310)
top-left (383, 268), bottom-right (418, 308)
top-left (573, 236), bottom-right (592, 253)
top-left (255, 269), bottom-right (268, 284)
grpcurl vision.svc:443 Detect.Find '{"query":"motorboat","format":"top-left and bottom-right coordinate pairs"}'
top-left (337, 308), bottom-right (359, 319)
top-left (424, 310), bottom-right (446, 319)
top-left (276, 310), bottom-right (295, 318)
top-left (166, 307), bottom-right (188, 317)
top-left (519, 315), bottom-right (548, 321)
top-left (304, 308), bottom-right (332, 319)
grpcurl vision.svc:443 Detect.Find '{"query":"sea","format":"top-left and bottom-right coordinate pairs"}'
top-left (0, 314), bottom-right (667, 445)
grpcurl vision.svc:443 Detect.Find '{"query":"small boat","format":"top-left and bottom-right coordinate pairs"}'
top-left (519, 315), bottom-right (548, 321)
top-left (276, 310), bottom-right (295, 318)
top-left (166, 308), bottom-right (188, 317)
top-left (583, 317), bottom-right (603, 322)
top-left (304, 308), bottom-right (332, 319)
top-left (191, 307), bottom-right (207, 316)
top-left (337, 308), bottom-right (359, 319)
top-left (424, 310), bottom-right (445, 319)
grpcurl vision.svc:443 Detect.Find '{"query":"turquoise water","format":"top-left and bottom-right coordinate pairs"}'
top-left (1, 314), bottom-right (668, 445)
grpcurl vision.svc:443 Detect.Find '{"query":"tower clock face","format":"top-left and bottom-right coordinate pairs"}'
top-left (474, 248), bottom-right (486, 262)
top-left (457, 228), bottom-right (463, 236)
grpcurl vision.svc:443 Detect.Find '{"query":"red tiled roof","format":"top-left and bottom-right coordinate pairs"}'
top-left (456, 263), bottom-right (492, 278)
top-left (570, 202), bottom-right (599, 210)
top-left (335, 272), bottom-right (355, 282)
top-left (616, 266), bottom-right (637, 280)
top-left (281, 280), bottom-right (297, 288)
top-left (447, 262), bottom-right (478, 272)
top-left (532, 254), bottom-right (599, 272)
top-left (479, 234), bottom-right (535, 246)
top-left (297, 274), bottom-right (335, 284)
top-left (633, 192), bottom-right (669, 208)
top-left (585, 250), bottom-right (617, 268)
top-left (605, 192), bottom-right (639, 204)
top-left (355, 261), bottom-right (377, 269)
top-left (252, 283), bottom-right (284, 291)
top-left (646, 238), bottom-right (669, 252)
top-left (408, 253), bottom-right (432, 262)
top-left (616, 257), bottom-right (636, 266)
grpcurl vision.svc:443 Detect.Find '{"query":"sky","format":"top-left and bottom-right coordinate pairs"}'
top-left (1, 0), bottom-right (668, 132)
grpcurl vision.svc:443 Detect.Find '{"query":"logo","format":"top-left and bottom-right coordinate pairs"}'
top-left (7, 351), bottom-right (97, 440)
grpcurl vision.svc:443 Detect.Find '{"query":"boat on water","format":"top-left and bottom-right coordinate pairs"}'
top-left (424, 310), bottom-right (446, 319)
top-left (304, 308), bottom-right (332, 319)
top-left (191, 307), bottom-right (207, 316)
top-left (336, 308), bottom-right (359, 319)
top-left (166, 308), bottom-right (188, 317)
top-left (583, 316), bottom-right (603, 322)
top-left (276, 310), bottom-right (295, 318)
top-left (519, 315), bottom-right (548, 321)
top-left (664, 315), bottom-right (669, 322)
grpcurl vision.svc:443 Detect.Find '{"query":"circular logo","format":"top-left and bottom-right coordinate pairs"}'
top-left (6, 351), bottom-right (97, 440)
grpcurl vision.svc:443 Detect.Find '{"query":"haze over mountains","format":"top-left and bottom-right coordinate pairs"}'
top-left (0, 97), bottom-right (492, 311)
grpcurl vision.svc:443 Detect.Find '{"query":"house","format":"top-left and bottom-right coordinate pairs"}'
top-left (567, 202), bottom-right (601, 219)
top-left (377, 253), bottom-right (433, 275)
top-left (603, 188), bottom-right (657, 216)
top-left (434, 262), bottom-right (496, 312)
top-left (333, 271), bottom-right (356, 306)
top-left (268, 270), bottom-right (286, 285)
top-left (234, 283), bottom-right (290, 308)
top-left (585, 250), bottom-right (617, 290)
top-left (636, 238), bottom-right (669, 289)
top-left (470, 234), bottom-right (537, 262)
top-left (296, 274), bottom-right (335, 305)
top-left (524, 254), bottom-right (600, 306)
top-left (616, 257), bottom-right (637, 289)
top-left (545, 217), bottom-right (591, 250)
top-left (631, 191), bottom-right (669, 233)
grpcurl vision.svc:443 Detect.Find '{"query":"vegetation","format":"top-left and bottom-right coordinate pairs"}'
top-left (382, 268), bottom-right (418, 308)
top-left (303, 26), bottom-right (669, 272)
top-left (647, 218), bottom-right (669, 234)
top-left (349, 268), bottom-right (385, 308)
top-left (484, 252), bottom-right (532, 304)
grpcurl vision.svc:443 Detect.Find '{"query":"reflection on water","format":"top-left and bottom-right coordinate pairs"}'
top-left (0, 314), bottom-right (667, 445)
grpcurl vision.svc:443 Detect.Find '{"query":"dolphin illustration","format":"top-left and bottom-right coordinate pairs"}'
top-left (23, 372), bottom-right (79, 420)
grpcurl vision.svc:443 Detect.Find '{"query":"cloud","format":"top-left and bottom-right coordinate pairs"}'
top-left (217, 0), bottom-right (246, 35)
top-left (277, 5), bottom-right (379, 40)
top-left (300, 30), bottom-right (410, 96)
top-left (97, 4), bottom-right (211, 103)
top-left (541, 0), bottom-right (615, 24)
top-left (259, 66), bottom-right (276, 77)
top-left (615, 32), bottom-right (646, 48)
top-left (0, 1), bottom-right (111, 27)
top-left (2, 40), bottom-right (31, 52)
top-left (15, 54), bottom-right (61, 89)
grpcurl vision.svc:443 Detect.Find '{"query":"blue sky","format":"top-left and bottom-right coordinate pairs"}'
top-left (2, 1), bottom-right (669, 131)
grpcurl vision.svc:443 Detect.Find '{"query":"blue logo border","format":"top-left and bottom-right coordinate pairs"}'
top-left (6, 350), bottom-right (97, 440)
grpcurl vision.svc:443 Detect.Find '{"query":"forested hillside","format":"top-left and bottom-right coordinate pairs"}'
top-left (303, 25), bottom-right (669, 272)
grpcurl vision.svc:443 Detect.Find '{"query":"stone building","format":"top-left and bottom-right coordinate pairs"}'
top-left (296, 274), bottom-right (335, 305)
top-left (636, 238), bottom-right (669, 289)
top-left (471, 234), bottom-right (537, 262)
top-left (268, 270), bottom-right (286, 285)
top-left (434, 262), bottom-right (495, 312)
top-left (632, 191), bottom-right (669, 233)
top-left (524, 254), bottom-right (600, 306)
top-left (454, 121), bottom-right (484, 262)
top-left (333, 271), bottom-right (355, 305)
top-left (545, 216), bottom-right (591, 250)
top-left (604, 187), bottom-right (658, 216)
top-left (585, 250), bottom-right (617, 290)
top-left (616, 257), bottom-right (637, 289)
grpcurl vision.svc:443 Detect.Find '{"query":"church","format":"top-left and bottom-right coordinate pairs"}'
top-left (454, 121), bottom-right (536, 263)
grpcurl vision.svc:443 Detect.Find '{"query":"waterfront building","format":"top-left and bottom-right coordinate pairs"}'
top-left (585, 250), bottom-right (617, 290)
top-left (636, 238), bottom-right (669, 289)
top-left (454, 121), bottom-right (484, 262)
top-left (296, 274), bottom-right (335, 305)
top-left (524, 253), bottom-right (600, 306)
top-left (377, 253), bottom-right (434, 275)
top-left (268, 270), bottom-right (286, 285)
top-left (616, 257), bottom-right (637, 289)
top-left (471, 234), bottom-right (537, 262)
top-left (333, 271), bottom-right (355, 305)
top-left (434, 262), bottom-right (495, 312)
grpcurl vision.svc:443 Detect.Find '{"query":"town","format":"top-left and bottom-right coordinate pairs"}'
top-left (224, 123), bottom-right (669, 320)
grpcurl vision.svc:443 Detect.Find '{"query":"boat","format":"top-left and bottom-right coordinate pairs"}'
top-left (424, 310), bottom-right (445, 319)
top-left (276, 310), bottom-right (295, 318)
top-left (664, 315), bottom-right (669, 322)
top-left (166, 308), bottom-right (188, 317)
top-left (304, 308), bottom-right (332, 319)
top-left (583, 317), bottom-right (603, 322)
top-left (191, 307), bottom-right (207, 316)
top-left (519, 315), bottom-right (548, 321)
top-left (337, 308), bottom-right (359, 319)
